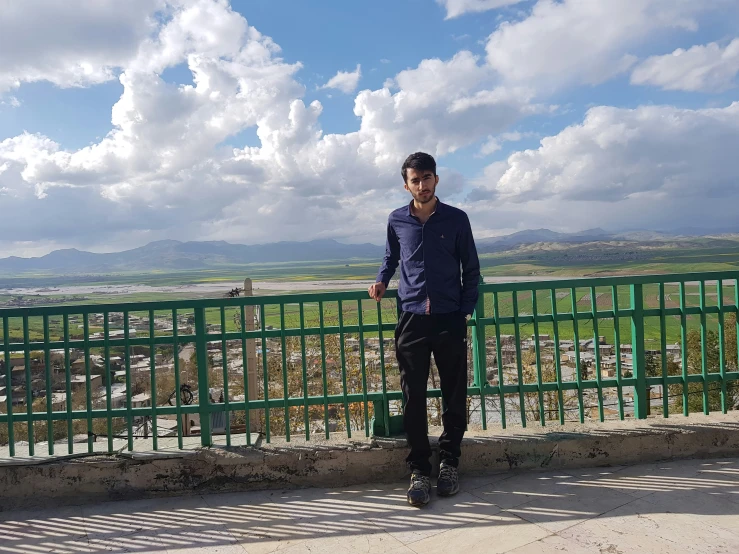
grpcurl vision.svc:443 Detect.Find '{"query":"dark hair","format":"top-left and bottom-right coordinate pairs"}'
top-left (401, 152), bottom-right (436, 183)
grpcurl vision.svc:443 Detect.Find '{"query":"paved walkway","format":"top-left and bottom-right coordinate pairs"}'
top-left (1, 457), bottom-right (739, 553)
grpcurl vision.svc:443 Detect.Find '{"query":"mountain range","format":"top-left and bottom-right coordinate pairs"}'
top-left (1, 227), bottom-right (737, 274)
top-left (0, 239), bottom-right (383, 273)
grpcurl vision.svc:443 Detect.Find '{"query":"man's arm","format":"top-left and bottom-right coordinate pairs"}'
top-left (376, 217), bottom-right (400, 286)
top-left (458, 214), bottom-right (480, 316)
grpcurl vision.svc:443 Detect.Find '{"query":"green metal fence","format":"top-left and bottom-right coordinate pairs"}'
top-left (1, 271), bottom-right (738, 458)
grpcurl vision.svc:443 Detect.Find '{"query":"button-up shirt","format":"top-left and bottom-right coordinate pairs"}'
top-left (376, 198), bottom-right (480, 315)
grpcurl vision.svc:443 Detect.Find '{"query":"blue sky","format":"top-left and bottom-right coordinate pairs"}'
top-left (1, 0), bottom-right (738, 256)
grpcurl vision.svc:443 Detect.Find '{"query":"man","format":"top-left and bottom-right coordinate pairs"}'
top-left (368, 152), bottom-right (480, 507)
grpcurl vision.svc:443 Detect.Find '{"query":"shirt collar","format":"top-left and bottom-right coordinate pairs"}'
top-left (407, 196), bottom-right (443, 217)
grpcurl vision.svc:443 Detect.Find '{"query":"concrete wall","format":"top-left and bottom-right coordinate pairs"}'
top-left (2, 412), bottom-right (739, 510)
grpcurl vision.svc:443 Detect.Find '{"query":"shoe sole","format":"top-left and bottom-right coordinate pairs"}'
top-left (407, 497), bottom-right (430, 507)
top-left (436, 486), bottom-right (459, 497)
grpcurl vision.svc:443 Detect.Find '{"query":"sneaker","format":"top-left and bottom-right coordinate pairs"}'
top-left (437, 462), bottom-right (459, 497)
top-left (407, 472), bottom-right (431, 507)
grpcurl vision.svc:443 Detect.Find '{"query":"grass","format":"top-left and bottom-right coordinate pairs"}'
top-left (1, 283), bottom-right (737, 349)
top-left (2, 238), bottom-right (739, 346)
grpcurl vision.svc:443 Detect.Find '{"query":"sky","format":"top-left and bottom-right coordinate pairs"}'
top-left (1, 0), bottom-right (738, 257)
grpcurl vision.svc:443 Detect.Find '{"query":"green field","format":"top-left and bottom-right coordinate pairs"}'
top-left (1, 282), bottom-right (737, 355)
top-left (1, 235), bottom-right (739, 348)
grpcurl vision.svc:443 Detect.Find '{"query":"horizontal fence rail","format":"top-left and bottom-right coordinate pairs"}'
top-left (1, 271), bottom-right (738, 458)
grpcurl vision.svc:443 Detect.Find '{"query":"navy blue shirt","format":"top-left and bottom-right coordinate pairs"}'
top-left (376, 198), bottom-right (480, 316)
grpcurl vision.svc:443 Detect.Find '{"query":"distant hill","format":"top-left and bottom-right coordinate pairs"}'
top-left (477, 228), bottom-right (612, 249)
top-left (0, 239), bottom-right (385, 273)
top-left (3, 226), bottom-right (739, 275)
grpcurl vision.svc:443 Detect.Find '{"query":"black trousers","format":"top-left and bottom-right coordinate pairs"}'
top-left (394, 310), bottom-right (468, 476)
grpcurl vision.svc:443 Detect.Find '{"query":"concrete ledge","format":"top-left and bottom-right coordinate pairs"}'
top-left (2, 412), bottom-right (739, 510)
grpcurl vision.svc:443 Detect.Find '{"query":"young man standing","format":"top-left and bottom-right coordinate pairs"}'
top-left (368, 152), bottom-right (480, 507)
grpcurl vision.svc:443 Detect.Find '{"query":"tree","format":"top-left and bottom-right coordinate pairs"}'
top-left (645, 351), bottom-right (660, 378)
top-left (668, 328), bottom-right (738, 414)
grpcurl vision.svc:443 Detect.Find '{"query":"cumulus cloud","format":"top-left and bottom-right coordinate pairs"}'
top-left (485, 0), bottom-right (724, 91)
top-left (2, 0), bottom-right (738, 256)
top-left (320, 64), bottom-right (362, 94)
top-left (478, 131), bottom-right (534, 156)
top-left (437, 0), bottom-right (526, 19)
top-left (0, 1), bottom-right (539, 254)
top-left (0, 0), bottom-right (164, 92)
top-left (465, 102), bottom-right (739, 231)
top-left (631, 38), bottom-right (739, 92)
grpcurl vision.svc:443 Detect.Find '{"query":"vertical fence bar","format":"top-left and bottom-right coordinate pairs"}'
top-left (83, 314), bottom-right (93, 453)
top-left (736, 279), bottom-right (739, 382)
top-left (659, 283), bottom-right (669, 417)
top-left (664, 283), bottom-right (670, 418)
top-left (679, 282), bottom-right (689, 416)
top-left (571, 288), bottom-right (584, 423)
top-left (239, 305), bottom-right (251, 446)
top-left (474, 285), bottom-right (487, 430)
top-left (2, 317), bottom-right (13, 456)
top-left (259, 304), bottom-right (271, 442)
top-left (338, 300), bottom-right (351, 438)
top-left (531, 291), bottom-right (544, 425)
top-left (493, 291), bottom-right (506, 429)
top-left (63, 314), bottom-right (73, 454)
top-left (104, 312), bottom-right (113, 451)
top-left (357, 300), bottom-right (369, 436)
top-left (149, 310), bottom-right (158, 450)
top-left (376, 301), bottom-right (390, 436)
top-left (699, 281), bottom-right (709, 414)
top-left (2, 317), bottom-right (13, 457)
top-left (22, 315), bottom-right (34, 455)
top-left (221, 307), bottom-right (232, 446)
top-left (43, 315), bottom-right (53, 455)
top-left (123, 311), bottom-right (133, 451)
top-left (612, 286), bottom-right (624, 420)
top-left (242, 279), bottom-right (258, 438)
top-left (551, 289), bottom-right (565, 424)
top-left (318, 301), bottom-right (329, 439)
top-left (512, 291), bottom-right (526, 427)
top-left (299, 303), bottom-right (310, 440)
top-left (717, 280), bottom-right (727, 414)
top-left (590, 287), bottom-right (604, 422)
top-left (279, 304), bottom-right (289, 442)
top-left (630, 284), bottom-right (648, 419)
top-left (194, 307), bottom-right (212, 447)
top-left (172, 309), bottom-right (183, 450)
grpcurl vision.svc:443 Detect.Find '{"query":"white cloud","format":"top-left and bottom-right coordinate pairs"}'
top-left (465, 102), bottom-right (739, 232)
top-left (3, 0), bottom-right (738, 256)
top-left (320, 64), bottom-right (361, 94)
top-left (0, 96), bottom-right (20, 107)
top-left (485, 0), bottom-right (724, 91)
top-left (438, 0), bottom-right (526, 20)
top-left (631, 38), bottom-right (739, 92)
top-left (0, 0), bottom-right (164, 92)
top-left (356, 51), bottom-right (539, 160)
top-left (478, 131), bottom-right (534, 156)
top-left (0, 3), bottom-right (539, 254)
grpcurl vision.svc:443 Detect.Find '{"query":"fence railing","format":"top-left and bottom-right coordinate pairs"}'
top-left (1, 271), bottom-right (738, 458)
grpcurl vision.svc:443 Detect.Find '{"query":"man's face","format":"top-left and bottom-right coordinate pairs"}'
top-left (404, 168), bottom-right (438, 204)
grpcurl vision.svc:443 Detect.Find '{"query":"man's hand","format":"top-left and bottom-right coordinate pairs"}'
top-left (368, 282), bottom-right (386, 302)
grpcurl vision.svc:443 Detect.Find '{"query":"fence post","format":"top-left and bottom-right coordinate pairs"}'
top-left (472, 275), bottom-right (487, 388)
top-left (243, 278), bottom-right (260, 433)
top-left (630, 284), bottom-right (648, 419)
top-left (472, 275), bottom-right (487, 429)
top-left (194, 307), bottom-right (212, 446)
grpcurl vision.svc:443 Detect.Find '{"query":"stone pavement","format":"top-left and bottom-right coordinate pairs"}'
top-left (1, 457), bottom-right (739, 554)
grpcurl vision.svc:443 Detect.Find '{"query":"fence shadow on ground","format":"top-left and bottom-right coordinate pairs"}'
top-left (1, 457), bottom-right (738, 553)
